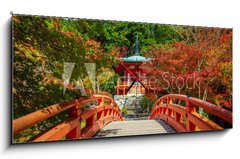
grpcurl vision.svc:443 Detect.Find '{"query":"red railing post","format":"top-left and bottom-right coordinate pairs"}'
top-left (186, 100), bottom-right (196, 131)
top-left (167, 98), bottom-right (172, 115)
top-left (97, 97), bottom-right (105, 120)
top-left (66, 99), bottom-right (82, 139)
top-left (97, 109), bottom-right (104, 121)
top-left (168, 97), bottom-right (173, 104)
top-left (175, 112), bottom-right (181, 122)
top-left (86, 113), bottom-right (95, 127)
top-left (100, 97), bottom-right (105, 107)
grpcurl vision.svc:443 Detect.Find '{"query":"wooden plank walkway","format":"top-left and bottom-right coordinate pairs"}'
top-left (95, 120), bottom-right (176, 138)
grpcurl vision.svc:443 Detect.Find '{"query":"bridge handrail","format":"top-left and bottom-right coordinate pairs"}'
top-left (13, 94), bottom-right (123, 142)
top-left (149, 94), bottom-right (232, 132)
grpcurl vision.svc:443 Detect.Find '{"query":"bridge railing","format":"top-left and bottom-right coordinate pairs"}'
top-left (149, 94), bottom-right (232, 132)
top-left (13, 94), bottom-right (123, 142)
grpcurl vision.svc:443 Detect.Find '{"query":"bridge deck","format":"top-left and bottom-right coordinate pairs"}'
top-left (95, 120), bottom-right (176, 138)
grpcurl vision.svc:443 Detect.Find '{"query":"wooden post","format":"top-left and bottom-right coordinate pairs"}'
top-left (167, 109), bottom-right (172, 117)
top-left (175, 112), bottom-right (181, 122)
top-left (116, 86), bottom-right (119, 95)
top-left (66, 99), bottom-right (82, 139)
top-left (97, 110), bottom-right (104, 120)
top-left (186, 100), bottom-right (196, 131)
top-left (168, 97), bottom-right (173, 104)
top-left (86, 115), bottom-right (95, 126)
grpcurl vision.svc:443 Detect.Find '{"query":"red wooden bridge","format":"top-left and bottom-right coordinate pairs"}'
top-left (13, 94), bottom-right (232, 142)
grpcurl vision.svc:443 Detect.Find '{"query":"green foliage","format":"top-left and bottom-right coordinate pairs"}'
top-left (122, 107), bottom-right (128, 115)
top-left (62, 19), bottom-right (185, 54)
top-left (141, 95), bottom-right (156, 111)
top-left (99, 74), bottom-right (120, 95)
